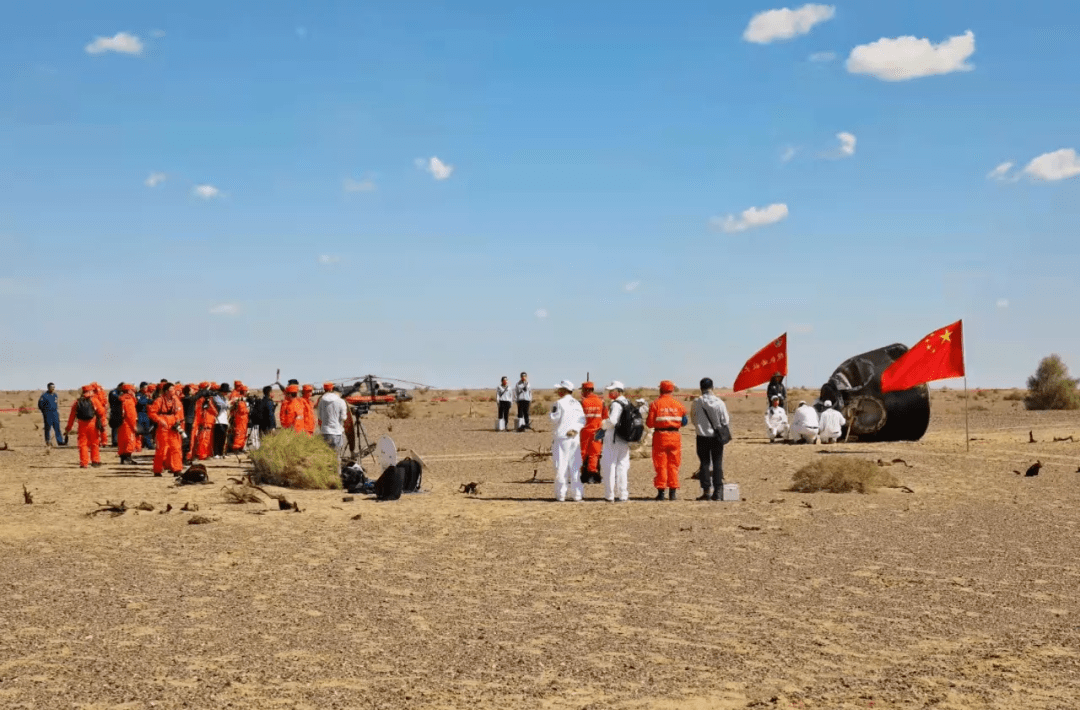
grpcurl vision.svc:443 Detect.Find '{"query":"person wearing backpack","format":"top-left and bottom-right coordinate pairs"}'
top-left (689, 378), bottom-right (731, 501)
top-left (597, 381), bottom-right (636, 502)
top-left (646, 380), bottom-right (687, 500)
top-left (65, 385), bottom-right (105, 468)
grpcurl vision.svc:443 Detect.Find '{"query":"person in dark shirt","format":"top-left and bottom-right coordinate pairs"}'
top-left (250, 385), bottom-right (277, 450)
top-left (37, 383), bottom-right (66, 446)
top-left (181, 385), bottom-right (197, 458)
top-left (766, 373), bottom-right (787, 411)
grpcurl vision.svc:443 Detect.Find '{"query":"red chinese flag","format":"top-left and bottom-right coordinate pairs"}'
top-left (732, 333), bottom-right (787, 392)
top-left (880, 320), bottom-right (965, 393)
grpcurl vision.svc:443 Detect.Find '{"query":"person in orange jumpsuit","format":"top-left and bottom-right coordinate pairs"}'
top-left (301, 384), bottom-right (317, 435)
top-left (578, 382), bottom-right (607, 484)
top-left (117, 383), bottom-right (139, 464)
top-left (91, 383), bottom-right (110, 447)
top-left (646, 380), bottom-right (687, 500)
top-left (65, 385), bottom-right (105, 468)
top-left (189, 384), bottom-right (217, 461)
top-left (279, 384), bottom-right (308, 432)
top-left (148, 382), bottom-right (184, 476)
top-left (230, 384), bottom-right (250, 452)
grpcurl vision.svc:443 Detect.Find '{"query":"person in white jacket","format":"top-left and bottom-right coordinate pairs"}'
top-left (549, 380), bottom-right (587, 502)
top-left (598, 380), bottom-right (632, 502)
top-left (790, 401), bottom-right (820, 444)
top-left (495, 376), bottom-right (513, 431)
top-left (765, 395), bottom-right (788, 442)
top-left (818, 400), bottom-right (847, 444)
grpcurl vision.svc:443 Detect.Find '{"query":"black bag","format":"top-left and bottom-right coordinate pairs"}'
top-left (614, 400), bottom-right (644, 443)
top-left (398, 457), bottom-right (422, 493)
top-left (76, 398), bottom-right (97, 422)
top-left (177, 464), bottom-right (209, 485)
top-left (374, 465), bottom-right (403, 501)
top-left (700, 398), bottom-right (732, 445)
top-left (341, 462), bottom-right (368, 494)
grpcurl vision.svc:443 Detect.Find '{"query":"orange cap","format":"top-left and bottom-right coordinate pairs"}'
top-left (582, 381), bottom-right (595, 390)
top-left (302, 384), bottom-right (313, 392)
top-left (81, 385), bottom-right (94, 393)
top-left (323, 382), bottom-right (334, 392)
top-left (659, 380), bottom-right (675, 394)
top-left (286, 384), bottom-right (299, 394)
top-left (199, 381), bottom-right (209, 390)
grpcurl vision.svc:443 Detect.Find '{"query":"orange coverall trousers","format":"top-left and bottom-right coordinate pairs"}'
top-left (651, 431), bottom-right (682, 490)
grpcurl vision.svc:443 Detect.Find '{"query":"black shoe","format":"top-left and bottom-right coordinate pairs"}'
top-left (668, 489), bottom-right (677, 501)
top-left (696, 491), bottom-right (711, 501)
top-left (711, 489), bottom-right (722, 501)
top-left (90, 462), bottom-right (102, 468)
top-left (655, 489), bottom-right (666, 501)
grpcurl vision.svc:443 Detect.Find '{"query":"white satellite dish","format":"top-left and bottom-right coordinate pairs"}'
top-left (376, 435), bottom-right (398, 470)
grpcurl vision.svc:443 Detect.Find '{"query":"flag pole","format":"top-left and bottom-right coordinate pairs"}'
top-left (964, 376), bottom-right (970, 453)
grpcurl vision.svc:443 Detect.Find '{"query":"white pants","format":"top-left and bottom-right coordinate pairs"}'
top-left (553, 435), bottom-right (584, 502)
top-left (819, 432), bottom-right (840, 444)
top-left (600, 435), bottom-right (630, 501)
top-left (791, 424), bottom-right (819, 444)
top-left (247, 427), bottom-right (261, 450)
top-left (767, 424), bottom-right (788, 441)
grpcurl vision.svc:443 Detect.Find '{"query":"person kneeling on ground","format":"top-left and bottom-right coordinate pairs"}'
top-left (765, 395), bottom-right (788, 442)
top-left (790, 401), bottom-right (820, 444)
top-left (818, 400), bottom-right (846, 444)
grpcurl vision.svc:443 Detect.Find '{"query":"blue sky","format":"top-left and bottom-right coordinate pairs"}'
top-left (1, 0), bottom-right (1077, 391)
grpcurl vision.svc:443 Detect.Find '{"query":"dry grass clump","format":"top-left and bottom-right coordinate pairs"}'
top-left (386, 402), bottom-right (414, 419)
top-left (1002, 391), bottom-right (1025, 401)
top-left (530, 399), bottom-right (551, 416)
top-left (248, 429), bottom-right (340, 489)
top-left (221, 485), bottom-right (262, 504)
top-left (790, 458), bottom-right (899, 494)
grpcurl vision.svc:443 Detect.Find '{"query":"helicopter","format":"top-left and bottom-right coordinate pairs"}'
top-left (334, 375), bottom-right (428, 406)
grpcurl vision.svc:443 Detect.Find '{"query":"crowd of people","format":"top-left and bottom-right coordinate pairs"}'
top-left (37, 371), bottom-right (850, 502)
top-left (39, 379), bottom-right (351, 475)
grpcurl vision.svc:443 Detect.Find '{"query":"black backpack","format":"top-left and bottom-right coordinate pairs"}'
top-left (614, 400), bottom-right (644, 443)
top-left (76, 398), bottom-right (97, 422)
top-left (374, 465), bottom-right (404, 501)
top-left (398, 457), bottom-right (422, 493)
top-left (341, 462), bottom-right (370, 494)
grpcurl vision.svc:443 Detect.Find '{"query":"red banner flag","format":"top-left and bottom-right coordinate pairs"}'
top-left (732, 333), bottom-right (787, 392)
top-left (880, 320), bottom-right (965, 393)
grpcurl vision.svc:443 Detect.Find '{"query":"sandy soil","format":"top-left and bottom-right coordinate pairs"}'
top-left (1, 388), bottom-right (1079, 709)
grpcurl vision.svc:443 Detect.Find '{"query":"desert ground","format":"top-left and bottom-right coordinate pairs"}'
top-left (1, 386), bottom-right (1079, 709)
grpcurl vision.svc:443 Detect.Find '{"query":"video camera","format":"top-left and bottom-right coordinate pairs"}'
top-left (351, 402), bottom-right (371, 418)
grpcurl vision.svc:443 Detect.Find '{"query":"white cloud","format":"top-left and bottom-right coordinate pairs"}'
top-left (624, 281), bottom-right (640, 292)
top-left (209, 303), bottom-right (239, 315)
top-left (837, 131), bottom-right (857, 157)
top-left (417, 156), bottom-right (454, 180)
top-left (712, 203), bottom-right (790, 233)
top-left (1023, 148), bottom-right (1080, 182)
top-left (744, 4), bottom-right (835, 44)
top-left (318, 254), bottom-right (340, 265)
top-left (193, 184), bottom-right (221, 199)
top-left (996, 298), bottom-right (1009, 309)
top-left (343, 177), bottom-right (376, 193)
top-left (145, 172), bottom-right (167, 187)
top-left (150, 29), bottom-right (166, 39)
top-left (85, 32), bottom-right (144, 56)
top-left (809, 51), bottom-right (836, 62)
top-left (780, 146), bottom-right (799, 163)
top-left (846, 30), bottom-right (975, 81)
top-left (535, 308), bottom-right (548, 319)
top-left (987, 162), bottom-right (1016, 182)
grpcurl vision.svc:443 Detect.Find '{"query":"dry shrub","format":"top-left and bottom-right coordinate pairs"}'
top-left (1002, 391), bottom-right (1025, 401)
top-left (386, 402), bottom-right (414, 419)
top-left (790, 458), bottom-right (899, 494)
top-left (248, 429), bottom-right (340, 489)
top-left (530, 399), bottom-right (550, 416)
top-left (221, 485), bottom-right (262, 504)
top-left (1025, 355), bottom-right (1080, 410)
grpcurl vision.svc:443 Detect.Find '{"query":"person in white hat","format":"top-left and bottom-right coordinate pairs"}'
top-left (765, 395), bottom-right (789, 442)
top-left (597, 381), bottom-right (632, 502)
top-left (790, 400), bottom-right (820, 444)
top-left (549, 380), bottom-right (586, 502)
top-left (818, 400), bottom-right (847, 444)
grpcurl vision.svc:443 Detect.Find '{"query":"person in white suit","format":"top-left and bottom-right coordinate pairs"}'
top-left (790, 401), bottom-right (820, 444)
top-left (765, 395), bottom-right (789, 442)
top-left (598, 380), bottom-right (632, 502)
top-left (818, 400), bottom-right (847, 444)
top-left (550, 380), bottom-right (587, 502)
